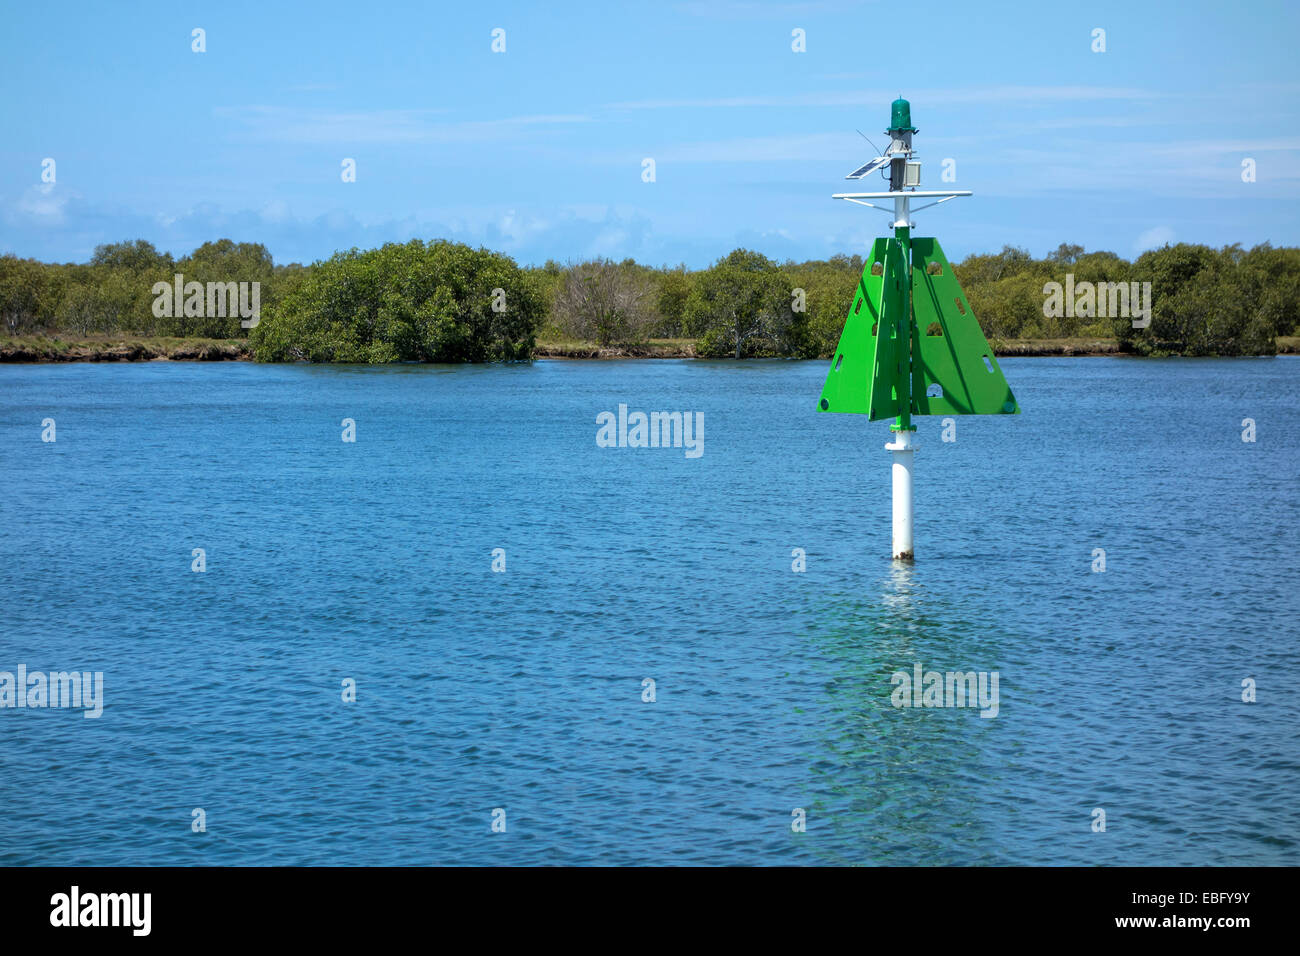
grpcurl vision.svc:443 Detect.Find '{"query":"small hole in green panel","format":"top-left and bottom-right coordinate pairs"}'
top-left (871, 262), bottom-right (883, 276)
top-left (925, 322), bottom-right (943, 336)
top-left (835, 354), bottom-right (843, 370)
top-left (926, 261), bottom-right (943, 275)
top-left (854, 298), bottom-right (862, 315)
top-left (820, 398), bottom-right (830, 410)
top-left (982, 354), bottom-right (994, 373)
top-left (955, 298), bottom-right (966, 315)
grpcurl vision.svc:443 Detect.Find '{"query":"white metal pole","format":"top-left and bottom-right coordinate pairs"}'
top-left (892, 195), bottom-right (909, 229)
top-left (889, 191), bottom-right (913, 560)
top-left (885, 429), bottom-right (915, 560)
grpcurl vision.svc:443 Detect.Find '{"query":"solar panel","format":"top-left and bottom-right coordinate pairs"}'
top-left (845, 156), bottom-right (890, 180)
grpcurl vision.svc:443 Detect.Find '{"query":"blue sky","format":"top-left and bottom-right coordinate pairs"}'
top-left (3, 0), bottom-right (1298, 268)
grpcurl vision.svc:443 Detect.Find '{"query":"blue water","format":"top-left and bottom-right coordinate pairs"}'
top-left (1, 357), bottom-right (1297, 866)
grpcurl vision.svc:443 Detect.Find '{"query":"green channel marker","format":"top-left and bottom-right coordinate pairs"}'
top-left (911, 238), bottom-right (1019, 417)
top-left (818, 237), bottom-right (1019, 420)
top-left (817, 98), bottom-right (1019, 559)
top-left (817, 237), bottom-right (906, 420)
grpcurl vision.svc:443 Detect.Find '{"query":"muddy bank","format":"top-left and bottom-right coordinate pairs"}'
top-left (6, 335), bottom-right (1288, 363)
top-left (533, 342), bottom-right (698, 359)
top-left (0, 340), bottom-right (252, 363)
top-left (990, 339), bottom-right (1120, 357)
top-left (535, 339), bottom-right (1126, 359)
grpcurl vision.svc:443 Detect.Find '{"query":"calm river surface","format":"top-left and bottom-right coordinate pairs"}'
top-left (2, 357), bottom-right (1297, 865)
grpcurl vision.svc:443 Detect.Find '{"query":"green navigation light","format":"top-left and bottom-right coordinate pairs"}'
top-left (889, 97), bottom-right (916, 133)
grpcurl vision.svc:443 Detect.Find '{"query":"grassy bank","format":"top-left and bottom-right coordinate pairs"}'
top-left (3, 332), bottom-right (1296, 363)
top-left (536, 336), bottom-right (1127, 358)
top-left (0, 335), bottom-right (251, 362)
top-left (534, 337), bottom-right (698, 358)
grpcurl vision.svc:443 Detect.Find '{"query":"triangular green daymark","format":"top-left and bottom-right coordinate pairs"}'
top-left (817, 237), bottom-right (908, 420)
top-left (911, 238), bottom-right (1019, 416)
top-left (817, 236), bottom-right (1018, 418)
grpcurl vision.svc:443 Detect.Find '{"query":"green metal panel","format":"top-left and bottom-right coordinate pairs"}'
top-left (910, 237), bottom-right (1020, 416)
top-left (817, 238), bottom-right (908, 420)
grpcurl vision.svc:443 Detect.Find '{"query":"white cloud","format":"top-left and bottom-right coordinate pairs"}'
top-left (1135, 226), bottom-right (1175, 252)
top-left (654, 132), bottom-right (856, 163)
top-left (261, 199), bottom-right (291, 224)
top-left (13, 184), bottom-right (70, 225)
top-left (212, 106), bottom-right (592, 144)
top-left (606, 85), bottom-right (1166, 111)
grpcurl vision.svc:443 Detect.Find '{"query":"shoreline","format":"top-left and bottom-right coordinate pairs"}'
top-left (0, 338), bottom-right (251, 363)
top-left (534, 339), bottom-right (1127, 359)
top-left (2, 336), bottom-right (1295, 363)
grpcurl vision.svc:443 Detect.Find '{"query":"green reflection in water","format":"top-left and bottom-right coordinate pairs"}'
top-left (795, 563), bottom-right (1024, 864)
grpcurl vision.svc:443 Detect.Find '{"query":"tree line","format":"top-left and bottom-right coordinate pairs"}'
top-left (2, 238), bottom-right (1297, 359)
